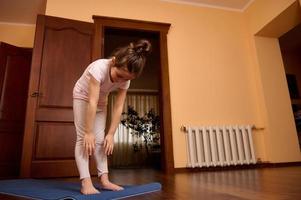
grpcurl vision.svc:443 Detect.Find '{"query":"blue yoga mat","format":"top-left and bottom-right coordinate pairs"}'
top-left (0, 179), bottom-right (161, 200)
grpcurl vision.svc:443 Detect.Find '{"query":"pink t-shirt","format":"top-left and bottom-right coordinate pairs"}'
top-left (73, 59), bottom-right (130, 106)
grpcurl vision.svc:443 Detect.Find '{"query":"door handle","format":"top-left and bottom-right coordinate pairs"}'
top-left (30, 91), bottom-right (42, 97)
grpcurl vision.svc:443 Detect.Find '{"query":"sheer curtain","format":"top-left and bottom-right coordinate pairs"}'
top-left (108, 92), bottom-right (159, 168)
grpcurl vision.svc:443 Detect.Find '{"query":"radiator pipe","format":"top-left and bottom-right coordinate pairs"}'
top-left (180, 125), bottom-right (265, 132)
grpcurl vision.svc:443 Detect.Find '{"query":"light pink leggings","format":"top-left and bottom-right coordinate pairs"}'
top-left (73, 99), bottom-right (108, 179)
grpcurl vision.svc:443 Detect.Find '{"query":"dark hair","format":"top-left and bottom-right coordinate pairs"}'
top-left (111, 39), bottom-right (152, 76)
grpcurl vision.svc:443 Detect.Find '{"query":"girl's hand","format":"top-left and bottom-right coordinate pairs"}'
top-left (84, 133), bottom-right (96, 156)
top-left (104, 134), bottom-right (114, 155)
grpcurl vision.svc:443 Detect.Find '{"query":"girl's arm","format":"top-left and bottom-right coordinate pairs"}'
top-left (104, 88), bottom-right (127, 155)
top-left (84, 74), bottom-right (100, 156)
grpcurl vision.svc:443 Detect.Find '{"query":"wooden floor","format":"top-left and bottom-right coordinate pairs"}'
top-left (1, 166), bottom-right (301, 200)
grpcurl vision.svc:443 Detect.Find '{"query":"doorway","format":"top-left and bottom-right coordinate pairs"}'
top-left (93, 16), bottom-right (174, 173)
top-left (104, 28), bottom-right (162, 169)
top-left (279, 24), bottom-right (301, 150)
top-left (253, 0), bottom-right (301, 161)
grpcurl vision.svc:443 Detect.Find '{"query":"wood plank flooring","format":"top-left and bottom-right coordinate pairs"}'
top-left (0, 166), bottom-right (300, 199)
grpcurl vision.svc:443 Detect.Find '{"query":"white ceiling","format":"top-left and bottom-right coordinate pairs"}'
top-left (0, 0), bottom-right (46, 24)
top-left (0, 0), bottom-right (254, 25)
top-left (162, 0), bottom-right (254, 11)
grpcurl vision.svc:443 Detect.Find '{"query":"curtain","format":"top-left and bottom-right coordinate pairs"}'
top-left (108, 92), bottom-right (159, 168)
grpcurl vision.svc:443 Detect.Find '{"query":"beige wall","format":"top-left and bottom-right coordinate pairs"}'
top-left (44, 0), bottom-right (301, 167)
top-left (244, 0), bottom-right (297, 35)
top-left (0, 22), bottom-right (35, 47)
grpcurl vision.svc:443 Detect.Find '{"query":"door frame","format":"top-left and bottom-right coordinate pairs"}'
top-left (93, 16), bottom-right (174, 173)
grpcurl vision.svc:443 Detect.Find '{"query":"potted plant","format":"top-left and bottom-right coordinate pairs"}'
top-left (121, 106), bottom-right (161, 157)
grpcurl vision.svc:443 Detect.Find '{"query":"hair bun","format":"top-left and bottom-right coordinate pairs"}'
top-left (134, 39), bottom-right (152, 56)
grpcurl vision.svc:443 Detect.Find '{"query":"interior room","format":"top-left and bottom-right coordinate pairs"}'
top-left (0, 0), bottom-right (300, 199)
top-left (279, 24), bottom-right (301, 149)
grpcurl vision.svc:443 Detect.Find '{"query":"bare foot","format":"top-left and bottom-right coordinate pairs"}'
top-left (100, 181), bottom-right (124, 191)
top-left (99, 173), bottom-right (124, 191)
top-left (81, 177), bottom-right (100, 195)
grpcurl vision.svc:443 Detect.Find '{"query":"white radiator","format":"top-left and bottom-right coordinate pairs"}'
top-left (184, 125), bottom-right (256, 168)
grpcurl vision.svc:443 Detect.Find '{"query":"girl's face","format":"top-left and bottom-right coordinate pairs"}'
top-left (110, 66), bottom-right (136, 83)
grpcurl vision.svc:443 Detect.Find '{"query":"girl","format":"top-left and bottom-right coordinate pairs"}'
top-left (73, 39), bottom-right (151, 195)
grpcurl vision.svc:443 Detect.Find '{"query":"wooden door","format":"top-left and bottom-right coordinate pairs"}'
top-left (0, 42), bottom-right (31, 178)
top-left (20, 15), bottom-right (95, 178)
